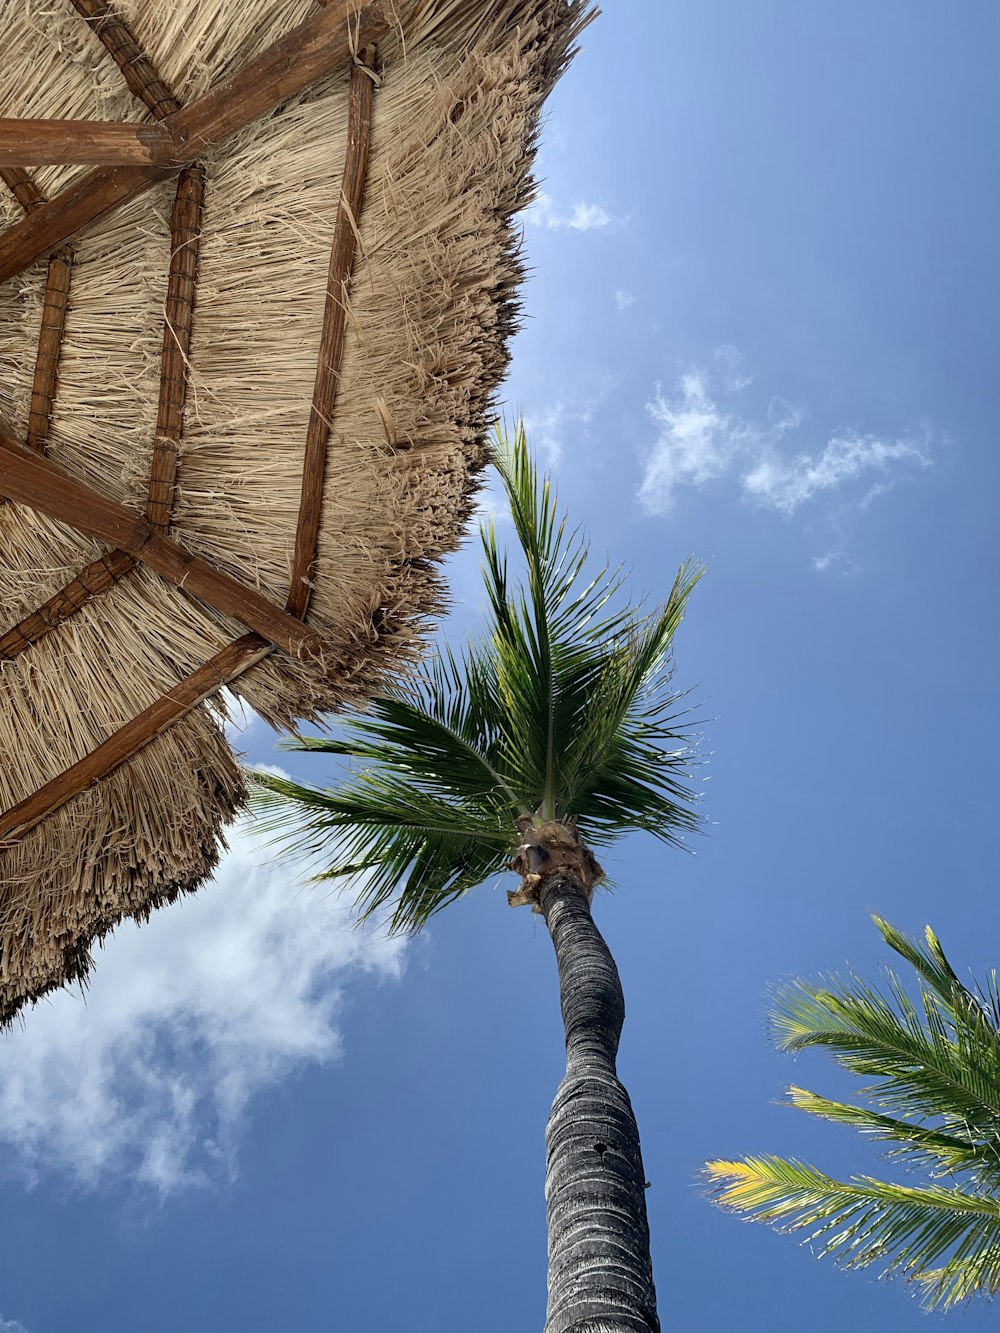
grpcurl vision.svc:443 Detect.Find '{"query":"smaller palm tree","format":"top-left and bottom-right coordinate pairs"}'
top-left (249, 425), bottom-right (702, 1332)
top-left (705, 916), bottom-right (1000, 1311)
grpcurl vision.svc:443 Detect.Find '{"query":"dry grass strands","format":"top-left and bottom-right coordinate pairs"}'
top-left (0, 0), bottom-right (595, 1023)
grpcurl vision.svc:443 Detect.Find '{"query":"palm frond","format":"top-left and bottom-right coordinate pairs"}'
top-left (705, 918), bottom-right (1000, 1308)
top-left (483, 425), bottom-right (704, 836)
top-left (704, 1156), bottom-right (1000, 1309)
top-left (560, 564), bottom-right (703, 845)
top-left (873, 916), bottom-right (966, 1005)
top-left (249, 770), bottom-right (511, 932)
top-left (480, 425), bottom-right (634, 816)
top-left (784, 1087), bottom-right (982, 1177)
top-left (771, 963), bottom-right (1000, 1131)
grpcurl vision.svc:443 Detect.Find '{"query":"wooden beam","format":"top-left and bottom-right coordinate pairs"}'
top-left (0, 550), bottom-right (136, 660)
top-left (287, 47), bottom-right (376, 617)
top-left (0, 118), bottom-right (175, 167)
top-left (25, 251), bottom-right (73, 450)
top-left (0, 166), bottom-right (44, 211)
top-left (0, 429), bottom-right (321, 658)
top-left (0, 163), bottom-right (172, 282)
top-left (69, 0), bottom-right (181, 121)
top-left (0, 633), bottom-right (272, 845)
top-left (163, 3), bottom-right (388, 160)
top-left (147, 164), bottom-right (205, 528)
top-left (0, 1), bottom-right (391, 283)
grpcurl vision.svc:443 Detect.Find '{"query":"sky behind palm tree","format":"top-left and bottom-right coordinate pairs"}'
top-left (1, 3), bottom-right (998, 1330)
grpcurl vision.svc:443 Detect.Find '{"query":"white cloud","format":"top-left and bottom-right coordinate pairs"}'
top-left (742, 435), bottom-right (928, 515)
top-left (615, 289), bottom-right (635, 312)
top-left (639, 370), bottom-right (745, 509)
top-left (0, 820), bottom-right (405, 1195)
top-left (638, 351), bottom-right (932, 553)
top-left (0, 1318), bottom-right (29, 1333)
top-left (529, 192), bottom-right (612, 232)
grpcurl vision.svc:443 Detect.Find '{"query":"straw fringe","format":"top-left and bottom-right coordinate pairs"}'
top-left (0, 0), bottom-right (595, 1022)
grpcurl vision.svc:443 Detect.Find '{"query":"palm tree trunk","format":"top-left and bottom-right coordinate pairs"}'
top-left (538, 871), bottom-right (659, 1333)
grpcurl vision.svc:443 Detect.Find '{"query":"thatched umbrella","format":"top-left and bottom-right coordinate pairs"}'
top-left (0, 0), bottom-right (593, 1023)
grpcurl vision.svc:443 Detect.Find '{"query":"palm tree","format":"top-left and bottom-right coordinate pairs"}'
top-left (706, 916), bottom-right (1000, 1311)
top-left (249, 425), bottom-right (702, 1333)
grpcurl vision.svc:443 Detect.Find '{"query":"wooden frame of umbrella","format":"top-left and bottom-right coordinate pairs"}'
top-left (0, 0), bottom-right (387, 846)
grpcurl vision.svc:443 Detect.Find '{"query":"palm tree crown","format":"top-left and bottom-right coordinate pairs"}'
top-left (249, 424), bottom-right (702, 931)
top-left (706, 915), bottom-right (1000, 1310)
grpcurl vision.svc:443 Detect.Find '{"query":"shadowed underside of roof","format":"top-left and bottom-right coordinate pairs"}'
top-left (0, 0), bottom-right (595, 1023)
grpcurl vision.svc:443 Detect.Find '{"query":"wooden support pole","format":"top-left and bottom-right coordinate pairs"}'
top-left (0, 163), bottom-right (172, 282)
top-left (0, 171), bottom-right (75, 490)
top-left (162, 3), bottom-right (388, 159)
top-left (69, 0), bottom-right (182, 120)
top-left (0, 429), bottom-right (320, 658)
top-left (0, 166), bottom-right (44, 211)
top-left (0, 118), bottom-right (175, 167)
top-left (0, 550), bottom-right (136, 659)
top-left (0, 633), bottom-right (273, 845)
top-left (147, 164), bottom-right (205, 528)
top-left (287, 47), bottom-right (376, 617)
top-left (25, 251), bottom-right (73, 450)
top-left (0, 1), bottom-right (391, 283)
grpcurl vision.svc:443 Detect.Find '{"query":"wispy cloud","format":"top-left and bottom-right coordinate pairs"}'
top-left (529, 193), bottom-right (612, 232)
top-left (741, 436), bottom-right (928, 515)
top-left (0, 821), bottom-right (405, 1195)
top-left (713, 343), bottom-right (754, 393)
top-left (521, 388), bottom-right (613, 470)
top-left (638, 350), bottom-right (932, 563)
top-left (615, 289), bottom-right (636, 312)
top-left (0, 1317), bottom-right (29, 1333)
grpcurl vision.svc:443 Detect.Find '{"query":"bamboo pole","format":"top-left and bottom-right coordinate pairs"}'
top-left (25, 252), bottom-right (73, 450)
top-left (147, 164), bottom-right (205, 528)
top-left (0, 171), bottom-right (75, 480)
top-left (0, 166), bottom-right (44, 211)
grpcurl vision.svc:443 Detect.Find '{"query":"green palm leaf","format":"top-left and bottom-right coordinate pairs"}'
top-left (705, 917), bottom-right (1000, 1309)
top-left (247, 423), bottom-right (702, 931)
top-left (704, 1156), bottom-right (1000, 1309)
top-left (783, 1087), bottom-right (982, 1176)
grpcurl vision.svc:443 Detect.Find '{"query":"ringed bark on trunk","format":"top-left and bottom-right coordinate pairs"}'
top-left (510, 821), bottom-right (660, 1333)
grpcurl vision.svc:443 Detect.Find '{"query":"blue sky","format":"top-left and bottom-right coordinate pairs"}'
top-left (2, 3), bottom-right (998, 1330)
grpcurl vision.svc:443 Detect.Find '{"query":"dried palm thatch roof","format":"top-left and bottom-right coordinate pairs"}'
top-left (0, 0), bottom-right (594, 1023)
